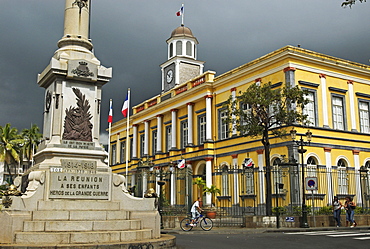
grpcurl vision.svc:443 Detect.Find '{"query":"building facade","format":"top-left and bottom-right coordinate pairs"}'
top-left (110, 25), bottom-right (370, 213)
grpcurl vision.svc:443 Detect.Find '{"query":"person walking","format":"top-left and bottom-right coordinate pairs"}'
top-left (344, 196), bottom-right (357, 228)
top-left (332, 196), bottom-right (342, 227)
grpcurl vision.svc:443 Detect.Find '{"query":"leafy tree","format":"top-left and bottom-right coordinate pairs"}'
top-left (342, 0), bottom-right (366, 7)
top-left (0, 124), bottom-right (23, 184)
top-left (203, 185), bottom-right (221, 207)
top-left (21, 124), bottom-right (42, 169)
top-left (193, 177), bottom-right (206, 199)
top-left (225, 82), bottom-right (309, 216)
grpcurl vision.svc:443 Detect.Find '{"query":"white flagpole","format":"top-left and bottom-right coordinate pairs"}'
top-left (125, 88), bottom-right (131, 188)
top-left (181, 3), bottom-right (184, 26)
top-left (108, 99), bottom-right (112, 167)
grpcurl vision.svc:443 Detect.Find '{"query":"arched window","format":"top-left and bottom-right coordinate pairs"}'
top-left (221, 165), bottom-right (229, 196)
top-left (169, 43), bottom-right (173, 58)
top-left (337, 159), bottom-right (348, 195)
top-left (186, 41), bottom-right (192, 56)
top-left (272, 158), bottom-right (283, 194)
top-left (176, 41), bottom-right (182, 56)
top-left (307, 156), bottom-right (317, 177)
top-left (307, 156), bottom-right (318, 194)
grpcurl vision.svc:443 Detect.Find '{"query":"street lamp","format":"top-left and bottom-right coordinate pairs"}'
top-left (137, 156), bottom-right (154, 197)
top-left (151, 162), bottom-right (174, 229)
top-left (290, 128), bottom-right (312, 228)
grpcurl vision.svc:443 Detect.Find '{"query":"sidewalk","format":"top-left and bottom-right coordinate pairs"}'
top-left (162, 225), bottom-right (370, 235)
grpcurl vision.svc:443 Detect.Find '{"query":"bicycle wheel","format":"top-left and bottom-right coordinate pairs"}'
top-left (200, 217), bottom-right (213, 231)
top-left (180, 218), bottom-right (193, 231)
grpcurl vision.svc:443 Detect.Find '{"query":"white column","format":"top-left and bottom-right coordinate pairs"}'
top-left (144, 120), bottom-right (149, 155)
top-left (142, 172), bottom-right (148, 197)
top-left (320, 74), bottom-right (329, 128)
top-left (156, 115), bottom-right (163, 153)
top-left (187, 103), bottom-right (194, 145)
top-left (171, 171), bottom-right (176, 205)
top-left (348, 80), bottom-right (357, 132)
top-left (116, 133), bottom-right (121, 164)
top-left (205, 158), bottom-right (213, 205)
top-left (324, 147), bottom-right (333, 204)
top-left (231, 88), bottom-right (237, 136)
top-left (205, 95), bottom-right (213, 141)
top-left (131, 174), bottom-right (135, 196)
top-left (353, 150), bottom-right (362, 205)
top-left (171, 109), bottom-right (177, 149)
top-left (257, 150), bottom-right (265, 204)
top-left (232, 155), bottom-right (239, 205)
top-left (132, 124), bottom-right (138, 158)
top-left (156, 175), bottom-right (160, 197)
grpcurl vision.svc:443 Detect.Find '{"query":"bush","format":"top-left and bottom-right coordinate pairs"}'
top-left (291, 205), bottom-right (312, 216)
top-left (272, 206), bottom-right (287, 215)
top-left (316, 206), bottom-right (333, 215)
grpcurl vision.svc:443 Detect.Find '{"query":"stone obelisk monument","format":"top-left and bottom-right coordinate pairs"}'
top-left (0, 1), bottom-right (174, 247)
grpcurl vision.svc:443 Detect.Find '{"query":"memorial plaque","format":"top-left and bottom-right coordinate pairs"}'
top-left (49, 172), bottom-right (110, 199)
top-left (62, 140), bottom-right (95, 150)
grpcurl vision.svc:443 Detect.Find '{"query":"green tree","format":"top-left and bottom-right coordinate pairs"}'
top-left (21, 124), bottom-right (42, 169)
top-left (225, 82), bottom-right (309, 216)
top-left (193, 177), bottom-right (206, 199)
top-left (0, 124), bottom-right (23, 184)
top-left (203, 185), bottom-right (221, 207)
top-left (342, 0), bottom-right (366, 7)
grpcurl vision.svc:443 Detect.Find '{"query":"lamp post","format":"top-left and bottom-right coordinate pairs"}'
top-left (290, 129), bottom-right (312, 228)
top-left (359, 165), bottom-right (368, 209)
top-left (151, 162), bottom-right (174, 229)
top-left (137, 156), bottom-right (154, 197)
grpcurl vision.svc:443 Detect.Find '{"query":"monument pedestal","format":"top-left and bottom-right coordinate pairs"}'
top-left (0, 170), bottom-right (175, 248)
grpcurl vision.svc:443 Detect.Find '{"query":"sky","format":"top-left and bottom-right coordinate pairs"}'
top-left (0, 0), bottom-right (370, 145)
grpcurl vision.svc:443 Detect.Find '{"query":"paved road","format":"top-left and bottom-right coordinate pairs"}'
top-left (173, 229), bottom-right (370, 249)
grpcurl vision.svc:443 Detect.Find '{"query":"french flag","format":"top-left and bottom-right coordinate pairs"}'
top-left (176, 6), bottom-right (184, 16)
top-left (108, 99), bottom-right (113, 123)
top-left (121, 94), bottom-right (129, 117)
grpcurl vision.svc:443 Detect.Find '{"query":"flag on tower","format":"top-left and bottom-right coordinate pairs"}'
top-left (108, 99), bottom-right (113, 123)
top-left (121, 93), bottom-right (129, 117)
top-left (176, 5), bottom-right (184, 16)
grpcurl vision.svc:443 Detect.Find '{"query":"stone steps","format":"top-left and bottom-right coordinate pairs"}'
top-left (23, 219), bottom-right (141, 232)
top-left (37, 200), bottom-right (121, 211)
top-left (32, 209), bottom-right (129, 221)
top-left (13, 200), bottom-right (154, 245)
top-left (15, 229), bottom-right (152, 244)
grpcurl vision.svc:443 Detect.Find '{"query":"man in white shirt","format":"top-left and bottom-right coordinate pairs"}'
top-left (190, 197), bottom-right (203, 226)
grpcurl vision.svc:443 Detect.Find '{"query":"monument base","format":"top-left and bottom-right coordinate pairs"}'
top-left (0, 169), bottom-right (166, 247)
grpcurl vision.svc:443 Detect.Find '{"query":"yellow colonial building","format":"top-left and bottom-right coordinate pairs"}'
top-left (110, 25), bottom-right (370, 216)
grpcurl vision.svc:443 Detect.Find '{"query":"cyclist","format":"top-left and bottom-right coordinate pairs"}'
top-left (190, 197), bottom-right (203, 226)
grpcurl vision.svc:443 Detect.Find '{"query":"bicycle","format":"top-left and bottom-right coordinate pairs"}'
top-left (180, 212), bottom-right (213, 231)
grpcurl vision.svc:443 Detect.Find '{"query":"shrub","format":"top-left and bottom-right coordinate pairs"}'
top-left (316, 206), bottom-right (332, 215)
top-left (272, 206), bottom-right (287, 215)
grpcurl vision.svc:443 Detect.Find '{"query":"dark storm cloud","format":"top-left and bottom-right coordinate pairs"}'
top-left (0, 1), bottom-right (369, 144)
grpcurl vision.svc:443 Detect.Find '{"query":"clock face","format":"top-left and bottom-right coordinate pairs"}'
top-left (166, 69), bottom-right (173, 83)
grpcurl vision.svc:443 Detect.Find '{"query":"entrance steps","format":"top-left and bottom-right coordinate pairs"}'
top-left (13, 200), bottom-right (153, 244)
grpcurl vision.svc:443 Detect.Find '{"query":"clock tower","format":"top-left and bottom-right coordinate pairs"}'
top-left (161, 25), bottom-right (204, 92)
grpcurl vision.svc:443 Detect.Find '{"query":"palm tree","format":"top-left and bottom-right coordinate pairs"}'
top-left (203, 185), bottom-right (221, 207)
top-left (193, 177), bottom-right (206, 199)
top-left (22, 124), bottom-right (42, 169)
top-left (0, 124), bottom-right (23, 184)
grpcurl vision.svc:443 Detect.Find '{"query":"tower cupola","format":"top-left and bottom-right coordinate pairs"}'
top-left (166, 25), bottom-right (198, 60)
